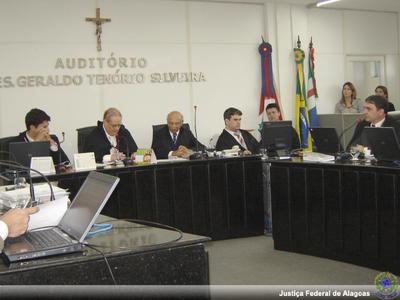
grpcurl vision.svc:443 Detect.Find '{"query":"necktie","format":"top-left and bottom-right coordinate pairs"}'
top-left (234, 132), bottom-right (245, 148)
top-left (172, 133), bottom-right (177, 144)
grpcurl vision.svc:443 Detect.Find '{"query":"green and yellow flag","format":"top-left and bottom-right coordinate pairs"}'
top-left (294, 47), bottom-right (312, 151)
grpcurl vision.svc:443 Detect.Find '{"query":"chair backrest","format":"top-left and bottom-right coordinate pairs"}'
top-left (0, 135), bottom-right (19, 158)
top-left (388, 111), bottom-right (400, 122)
top-left (76, 126), bottom-right (96, 153)
top-left (152, 123), bottom-right (190, 133)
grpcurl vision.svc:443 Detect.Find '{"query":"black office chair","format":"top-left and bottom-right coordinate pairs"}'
top-left (152, 123), bottom-right (190, 133)
top-left (76, 126), bottom-right (96, 153)
top-left (0, 135), bottom-right (19, 159)
top-left (388, 111), bottom-right (400, 123)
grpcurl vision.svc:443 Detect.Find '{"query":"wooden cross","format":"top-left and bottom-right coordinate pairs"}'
top-left (86, 8), bottom-right (111, 52)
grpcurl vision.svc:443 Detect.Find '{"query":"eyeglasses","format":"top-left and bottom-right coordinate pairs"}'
top-left (106, 120), bottom-right (121, 129)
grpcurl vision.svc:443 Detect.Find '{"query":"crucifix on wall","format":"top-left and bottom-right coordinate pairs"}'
top-left (86, 8), bottom-right (111, 51)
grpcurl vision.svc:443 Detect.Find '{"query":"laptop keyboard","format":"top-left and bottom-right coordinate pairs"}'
top-left (25, 230), bottom-right (71, 248)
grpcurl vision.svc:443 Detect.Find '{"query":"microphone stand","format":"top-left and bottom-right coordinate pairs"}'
top-left (57, 132), bottom-right (65, 168)
top-left (336, 118), bottom-right (363, 158)
top-left (190, 105), bottom-right (202, 160)
top-left (194, 105), bottom-right (199, 153)
top-left (118, 133), bottom-right (131, 165)
top-left (0, 160), bottom-right (55, 206)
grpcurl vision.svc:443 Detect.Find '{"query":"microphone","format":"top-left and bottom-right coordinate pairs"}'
top-left (190, 105), bottom-right (202, 160)
top-left (118, 133), bottom-right (131, 164)
top-left (58, 132), bottom-right (64, 168)
top-left (0, 160), bottom-right (55, 207)
top-left (59, 132), bottom-right (65, 144)
top-left (194, 105), bottom-right (199, 153)
top-left (337, 117), bottom-right (364, 154)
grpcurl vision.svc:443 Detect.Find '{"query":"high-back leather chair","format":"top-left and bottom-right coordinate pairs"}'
top-left (76, 126), bottom-right (96, 153)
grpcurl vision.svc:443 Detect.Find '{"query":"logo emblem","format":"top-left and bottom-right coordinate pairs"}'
top-left (375, 272), bottom-right (399, 299)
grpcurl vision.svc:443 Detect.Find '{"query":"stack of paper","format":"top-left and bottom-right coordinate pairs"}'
top-left (303, 152), bottom-right (335, 162)
top-left (0, 183), bottom-right (69, 209)
top-left (28, 196), bottom-right (69, 231)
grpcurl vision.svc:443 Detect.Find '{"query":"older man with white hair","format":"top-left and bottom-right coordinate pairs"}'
top-left (151, 111), bottom-right (205, 159)
top-left (83, 107), bottom-right (138, 162)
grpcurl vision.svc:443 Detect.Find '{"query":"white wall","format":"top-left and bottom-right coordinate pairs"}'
top-left (0, 0), bottom-right (399, 160)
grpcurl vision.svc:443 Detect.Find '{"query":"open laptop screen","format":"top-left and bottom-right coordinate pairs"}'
top-left (58, 172), bottom-right (120, 242)
top-left (362, 127), bottom-right (400, 161)
top-left (310, 127), bottom-right (343, 154)
top-left (261, 121), bottom-right (292, 150)
top-left (9, 141), bottom-right (50, 167)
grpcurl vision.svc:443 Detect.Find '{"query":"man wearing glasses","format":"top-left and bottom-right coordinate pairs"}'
top-left (83, 107), bottom-right (138, 162)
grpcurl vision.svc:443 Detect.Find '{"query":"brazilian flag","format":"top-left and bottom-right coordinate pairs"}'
top-left (294, 48), bottom-right (312, 150)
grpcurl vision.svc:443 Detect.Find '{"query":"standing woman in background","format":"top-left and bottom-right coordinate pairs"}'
top-left (375, 85), bottom-right (396, 112)
top-left (335, 82), bottom-right (363, 113)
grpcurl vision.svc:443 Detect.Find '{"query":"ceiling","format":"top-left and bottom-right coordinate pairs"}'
top-left (185, 0), bottom-right (400, 13)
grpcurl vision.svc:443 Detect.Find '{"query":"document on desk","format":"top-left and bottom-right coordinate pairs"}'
top-left (28, 196), bottom-right (69, 231)
top-left (303, 152), bottom-right (335, 162)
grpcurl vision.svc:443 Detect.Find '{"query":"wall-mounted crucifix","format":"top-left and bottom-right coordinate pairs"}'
top-left (85, 8), bottom-right (111, 52)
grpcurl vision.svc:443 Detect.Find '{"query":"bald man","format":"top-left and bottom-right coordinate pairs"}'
top-left (151, 111), bottom-right (205, 159)
top-left (83, 107), bottom-right (138, 162)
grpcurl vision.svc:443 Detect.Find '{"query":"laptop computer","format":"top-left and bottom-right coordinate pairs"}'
top-left (9, 141), bottom-right (50, 167)
top-left (2, 171), bottom-right (120, 262)
top-left (362, 127), bottom-right (400, 161)
top-left (261, 121), bottom-right (293, 157)
top-left (310, 127), bottom-right (343, 155)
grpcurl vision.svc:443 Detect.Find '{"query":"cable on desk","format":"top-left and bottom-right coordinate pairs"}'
top-left (91, 218), bottom-right (184, 249)
top-left (86, 223), bottom-right (113, 238)
top-left (84, 243), bottom-right (117, 285)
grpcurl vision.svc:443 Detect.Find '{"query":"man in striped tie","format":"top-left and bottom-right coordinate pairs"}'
top-left (215, 107), bottom-right (260, 154)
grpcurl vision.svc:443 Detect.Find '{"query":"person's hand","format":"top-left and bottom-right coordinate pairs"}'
top-left (172, 145), bottom-right (190, 157)
top-left (36, 128), bottom-right (51, 142)
top-left (243, 150), bottom-right (252, 155)
top-left (353, 145), bottom-right (364, 153)
top-left (1, 207), bottom-right (39, 238)
top-left (36, 128), bottom-right (57, 147)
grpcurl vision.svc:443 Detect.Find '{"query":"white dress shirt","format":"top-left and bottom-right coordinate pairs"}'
top-left (371, 118), bottom-right (385, 128)
top-left (168, 130), bottom-right (180, 158)
top-left (0, 220), bottom-right (9, 241)
top-left (103, 124), bottom-right (117, 147)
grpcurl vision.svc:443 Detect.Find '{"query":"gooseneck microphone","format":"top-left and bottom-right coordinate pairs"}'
top-left (194, 105), bottom-right (199, 153)
top-left (58, 132), bottom-right (65, 167)
top-left (189, 105), bottom-right (202, 160)
top-left (0, 160), bottom-right (55, 205)
top-left (118, 134), bottom-right (130, 163)
top-left (337, 117), bottom-right (364, 154)
top-left (59, 132), bottom-right (65, 144)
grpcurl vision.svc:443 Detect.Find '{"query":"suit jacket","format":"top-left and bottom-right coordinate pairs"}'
top-left (216, 129), bottom-right (260, 154)
top-left (15, 132), bottom-right (69, 165)
top-left (290, 127), bottom-right (300, 150)
top-left (83, 121), bottom-right (138, 163)
top-left (151, 125), bottom-right (205, 159)
top-left (347, 115), bottom-right (400, 150)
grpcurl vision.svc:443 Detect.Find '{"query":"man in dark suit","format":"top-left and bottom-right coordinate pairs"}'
top-left (348, 95), bottom-right (400, 150)
top-left (151, 111), bottom-right (205, 159)
top-left (216, 107), bottom-right (259, 154)
top-left (265, 103), bottom-right (300, 150)
top-left (84, 107), bottom-right (138, 163)
top-left (15, 108), bottom-right (69, 165)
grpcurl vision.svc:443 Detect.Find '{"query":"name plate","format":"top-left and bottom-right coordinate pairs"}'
top-left (73, 152), bottom-right (97, 171)
top-left (30, 156), bottom-right (56, 176)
